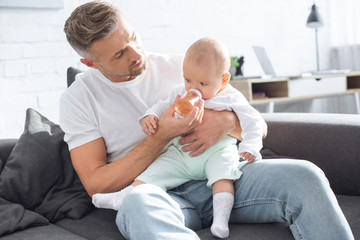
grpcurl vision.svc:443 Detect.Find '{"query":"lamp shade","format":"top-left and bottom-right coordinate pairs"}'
top-left (306, 4), bottom-right (324, 28)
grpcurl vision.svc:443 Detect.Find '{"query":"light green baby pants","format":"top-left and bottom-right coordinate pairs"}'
top-left (136, 135), bottom-right (242, 190)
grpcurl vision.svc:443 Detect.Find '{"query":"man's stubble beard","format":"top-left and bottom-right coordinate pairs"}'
top-left (99, 58), bottom-right (147, 80)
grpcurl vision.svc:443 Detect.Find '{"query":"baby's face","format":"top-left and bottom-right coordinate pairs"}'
top-left (182, 59), bottom-right (224, 100)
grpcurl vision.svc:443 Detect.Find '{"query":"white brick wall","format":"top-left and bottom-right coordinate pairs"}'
top-left (0, 0), bottom-right (330, 138)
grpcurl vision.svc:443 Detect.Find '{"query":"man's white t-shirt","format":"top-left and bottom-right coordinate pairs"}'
top-left (59, 53), bottom-right (184, 163)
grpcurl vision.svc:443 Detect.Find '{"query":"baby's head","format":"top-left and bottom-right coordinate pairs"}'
top-left (183, 38), bottom-right (231, 99)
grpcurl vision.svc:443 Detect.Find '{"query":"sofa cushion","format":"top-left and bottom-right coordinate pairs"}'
top-left (56, 194), bottom-right (360, 240)
top-left (58, 209), bottom-right (293, 240)
top-left (0, 139), bottom-right (17, 172)
top-left (57, 208), bottom-right (294, 240)
top-left (0, 224), bottom-right (87, 240)
top-left (337, 195), bottom-right (360, 239)
top-left (0, 108), bottom-right (92, 223)
top-left (56, 208), bottom-right (125, 240)
top-left (196, 194), bottom-right (360, 239)
top-left (0, 198), bottom-right (49, 237)
top-left (197, 223), bottom-right (292, 239)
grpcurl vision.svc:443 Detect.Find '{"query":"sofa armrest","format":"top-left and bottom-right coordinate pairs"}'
top-left (0, 138), bottom-right (18, 165)
top-left (262, 113), bottom-right (360, 196)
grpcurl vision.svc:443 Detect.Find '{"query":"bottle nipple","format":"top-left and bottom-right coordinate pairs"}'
top-left (174, 89), bottom-right (202, 118)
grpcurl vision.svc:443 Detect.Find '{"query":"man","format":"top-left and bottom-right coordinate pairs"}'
top-left (61, 1), bottom-right (354, 239)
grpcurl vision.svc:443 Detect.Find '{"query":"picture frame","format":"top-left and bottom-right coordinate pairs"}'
top-left (0, 0), bottom-right (64, 9)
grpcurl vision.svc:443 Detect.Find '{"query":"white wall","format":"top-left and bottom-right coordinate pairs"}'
top-left (0, 0), bottom-right (331, 138)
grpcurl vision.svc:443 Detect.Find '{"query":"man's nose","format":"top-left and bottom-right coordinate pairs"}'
top-left (128, 44), bottom-right (142, 60)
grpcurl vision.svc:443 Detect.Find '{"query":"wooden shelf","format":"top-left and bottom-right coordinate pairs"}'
top-left (230, 72), bottom-right (360, 104)
top-left (230, 77), bottom-right (288, 102)
top-left (347, 74), bottom-right (360, 89)
top-left (251, 90), bottom-right (360, 105)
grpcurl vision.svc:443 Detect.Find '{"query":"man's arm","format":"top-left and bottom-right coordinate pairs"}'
top-left (70, 136), bottom-right (166, 197)
top-left (70, 105), bottom-right (203, 197)
top-left (178, 109), bottom-right (267, 157)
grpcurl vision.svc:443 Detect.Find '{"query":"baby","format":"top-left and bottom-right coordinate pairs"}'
top-left (93, 38), bottom-right (264, 238)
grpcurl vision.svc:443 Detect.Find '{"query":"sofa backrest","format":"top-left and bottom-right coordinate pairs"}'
top-left (67, 67), bottom-right (83, 87)
top-left (263, 113), bottom-right (360, 196)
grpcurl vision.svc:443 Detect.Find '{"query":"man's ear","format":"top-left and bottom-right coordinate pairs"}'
top-left (80, 58), bottom-right (97, 69)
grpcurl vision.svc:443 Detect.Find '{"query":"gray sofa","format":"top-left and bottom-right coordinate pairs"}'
top-left (1, 111), bottom-right (359, 239)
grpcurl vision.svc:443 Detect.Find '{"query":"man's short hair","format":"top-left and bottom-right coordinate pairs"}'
top-left (64, 1), bottom-right (120, 60)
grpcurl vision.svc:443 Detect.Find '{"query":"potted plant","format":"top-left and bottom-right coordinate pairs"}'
top-left (230, 56), bottom-right (240, 79)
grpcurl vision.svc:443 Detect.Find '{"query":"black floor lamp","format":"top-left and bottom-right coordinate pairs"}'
top-left (306, 3), bottom-right (324, 72)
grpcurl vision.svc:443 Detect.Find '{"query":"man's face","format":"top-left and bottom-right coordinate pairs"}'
top-left (89, 17), bottom-right (146, 82)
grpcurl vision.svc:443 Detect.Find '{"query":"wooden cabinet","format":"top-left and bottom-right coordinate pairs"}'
top-left (230, 72), bottom-right (360, 113)
top-left (231, 72), bottom-right (360, 103)
top-left (288, 75), bottom-right (346, 98)
top-left (347, 73), bottom-right (360, 90)
top-left (230, 77), bottom-right (288, 102)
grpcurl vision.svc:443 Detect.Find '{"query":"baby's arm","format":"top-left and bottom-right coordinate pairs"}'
top-left (141, 115), bottom-right (159, 136)
top-left (206, 89), bottom-right (263, 161)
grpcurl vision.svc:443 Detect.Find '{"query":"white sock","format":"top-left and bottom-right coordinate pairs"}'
top-left (92, 185), bottom-right (135, 210)
top-left (210, 192), bottom-right (234, 238)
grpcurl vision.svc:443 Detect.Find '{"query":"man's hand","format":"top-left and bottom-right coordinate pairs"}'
top-left (178, 108), bottom-right (268, 157)
top-left (178, 109), bottom-right (238, 157)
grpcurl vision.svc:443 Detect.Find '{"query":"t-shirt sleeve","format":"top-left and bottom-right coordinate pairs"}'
top-left (59, 89), bottom-right (102, 151)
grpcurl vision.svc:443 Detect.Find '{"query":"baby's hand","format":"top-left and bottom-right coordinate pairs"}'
top-left (141, 115), bottom-right (159, 135)
top-left (240, 152), bottom-right (256, 163)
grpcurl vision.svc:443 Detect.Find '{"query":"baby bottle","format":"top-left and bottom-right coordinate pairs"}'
top-left (174, 89), bottom-right (202, 118)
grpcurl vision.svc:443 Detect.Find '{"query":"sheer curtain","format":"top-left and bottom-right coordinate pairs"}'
top-left (328, 0), bottom-right (360, 71)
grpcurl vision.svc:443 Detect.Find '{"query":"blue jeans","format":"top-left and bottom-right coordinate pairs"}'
top-left (116, 159), bottom-right (354, 240)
